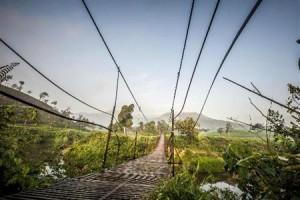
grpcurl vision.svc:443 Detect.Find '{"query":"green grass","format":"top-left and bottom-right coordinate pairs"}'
top-left (171, 134), bottom-right (266, 175)
top-left (0, 124), bottom-right (159, 196)
top-left (150, 134), bottom-right (267, 199)
top-left (203, 129), bottom-right (273, 139)
top-left (148, 171), bottom-right (239, 200)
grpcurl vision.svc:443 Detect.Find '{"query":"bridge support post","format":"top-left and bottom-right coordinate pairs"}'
top-left (102, 105), bottom-right (116, 169)
top-left (171, 109), bottom-right (175, 177)
top-left (103, 72), bottom-right (120, 169)
top-left (133, 131), bottom-right (138, 158)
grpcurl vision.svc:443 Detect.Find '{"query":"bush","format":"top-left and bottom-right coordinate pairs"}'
top-left (189, 157), bottom-right (225, 174)
top-left (149, 171), bottom-right (239, 200)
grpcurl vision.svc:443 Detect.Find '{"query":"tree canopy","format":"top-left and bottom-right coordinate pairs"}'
top-left (157, 120), bottom-right (168, 133)
top-left (144, 121), bottom-right (157, 134)
top-left (175, 117), bottom-right (198, 143)
top-left (117, 104), bottom-right (134, 132)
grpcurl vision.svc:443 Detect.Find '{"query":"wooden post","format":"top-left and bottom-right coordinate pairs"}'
top-left (171, 109), bottom-right (175, 177)
top-left (103, 71), bottom-right (120, 169)
top-left (102, 105), bottom-right (116, 169)
top-left (133, 131), bottom-right (138, 158)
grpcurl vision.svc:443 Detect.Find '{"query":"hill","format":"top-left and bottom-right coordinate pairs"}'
top-left (0, 84), bottom-right (77, 127)
top-left (153, 112), bottom-right (243, 131)
top-left (77, 111), bottom-right (244, 131)
top-left (0, 84), bottom-right (57, 113)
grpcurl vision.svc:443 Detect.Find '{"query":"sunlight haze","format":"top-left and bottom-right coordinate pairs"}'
top-left (0, 0), bottom-right (299, 125)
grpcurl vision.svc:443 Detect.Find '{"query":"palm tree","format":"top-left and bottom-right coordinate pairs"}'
top-left (51, 101), bottom-right (57, 106)
top-left (2, 75), bottom-right (13, 86)
top-left (39, 92), bottom-right (49, 101)
top-left (18, 81), bottom-right (25, 91)
top-left (51, 101), bottom-right (58, 112)
top-left (11, 83), bottom-right (18, 90)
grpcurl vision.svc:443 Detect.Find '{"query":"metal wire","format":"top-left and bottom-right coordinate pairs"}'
top-left (81, 0), bottom-right (148, 122)
top-left (175, 0), bottom-right (221, 118)
top-left (171, 0), bottom-right (195, 110)
top-left (194, 0), bottom-right (263, 128)
top-left (0, 89), bottom-right (110, 130)
top-left (0, 38), bottom-right (112, 117)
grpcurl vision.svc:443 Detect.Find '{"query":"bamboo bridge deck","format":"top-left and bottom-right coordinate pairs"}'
top-left (2, 135), bottom-right (170, 200)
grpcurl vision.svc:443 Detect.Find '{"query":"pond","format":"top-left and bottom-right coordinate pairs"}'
top-left (201, 182), bottom-right (243, 198)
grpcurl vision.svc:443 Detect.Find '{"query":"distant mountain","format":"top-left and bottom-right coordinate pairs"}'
top-left (74, 110), bottom-right (152, 127)
top-left (77, 111), bottom-right (244, 131)
top-left (0, 84), bottom-right (244, 131)
top-left (152, 112), bottom-right (244, 131)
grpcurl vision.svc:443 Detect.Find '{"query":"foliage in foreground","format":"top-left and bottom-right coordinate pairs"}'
top-left (223, 84), bottom-right (300, 199)
top-left (174, 135), bottom-right (264, 175)
top-left (0, 122), bottom-right (158, 196)
top-left (148, 171), bottom-right (239, 200)
top-left (153, 134), bottom-right (264, 200)
top-left (175, 117), bottom-right (198, 144)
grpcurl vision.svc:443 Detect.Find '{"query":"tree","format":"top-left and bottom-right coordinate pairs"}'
top-left (224, 84), bottom-right (300, 199)
top-left (0, 62), bottom-right (19, 84)
top-left (117, 104), bottom-right (134, 133)
top-left (225, 122), bottom-right (233, 137)
top-left (18, 81), bottom-right (24, 91)
top-left (61, 107), bottom-right (72, 117)
top-left (218, 128), bottom-right (223, 136)
top-left (51, 101), bottom-right (58, 110)
top-left (0, 105), bottom-right (15, 129)
top-left (39, 92), bottom-right (49, 101)
top-left (251, 123), bottom-right (264, 130)
top-left (23, 107), bottom-right (39, 125)
top-left (76, 114), bottom-right (88, 130)
top-left (157, 120), bottom-right (169, 133)
top-left (27, 90), bottom-right (32, 95)
top-left (61, 107), bottom-right (72, 128)
top-left (268, 83), bottom-right (300, 150)
top-left (144, 121), bottom-right (157, 134)
top-left (138, 121), bottom-right (144, 132)
top-left (1, 75), bottom-right (13, 86)
top-left (175, 117), bottom-right (198, 143)
top-left (51, 101), bottom-right (57, 106)
top-left (112, 123), bottom-right (122, 132)
top-left (11, 83), bottom-right (18, 90)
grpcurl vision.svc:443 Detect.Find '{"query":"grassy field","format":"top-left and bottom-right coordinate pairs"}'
top-left (173, 134), bottom-right (266, 175)
top-left (0, 124), bottom-right (159, 196)
top-left (151, 134), bottom-right (267, 199)
top-left (202, 129), bottom-right (273, 139)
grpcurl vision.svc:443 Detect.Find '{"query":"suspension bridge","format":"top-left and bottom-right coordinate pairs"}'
top-left (0, 0), bottom-right (269, 199)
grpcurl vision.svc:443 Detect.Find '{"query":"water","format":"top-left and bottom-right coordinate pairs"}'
top-left (40, 158), bottom-right (66, 179)
top-left (201, 181), bottom-right (243, 198)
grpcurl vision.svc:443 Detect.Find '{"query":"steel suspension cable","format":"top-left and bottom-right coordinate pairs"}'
top-left (81, 0), bottom-right (148, 122)
top-left (0, 89), bottom-right (110, 130)
top-left (175, 0), bottom-right (220, 118)
top-left (171, 0), bottom-right (195, 111)
top-left (194, 0), bottom-right (263, 127)
top-left (0, 38), bottom-right (112, 117)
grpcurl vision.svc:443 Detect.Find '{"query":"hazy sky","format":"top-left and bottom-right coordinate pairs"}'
top-left (0, 0), bottom-right (299, 125)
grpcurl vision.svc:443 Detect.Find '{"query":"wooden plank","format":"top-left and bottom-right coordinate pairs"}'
top-left (2, 135), bottom-right (170, 200)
